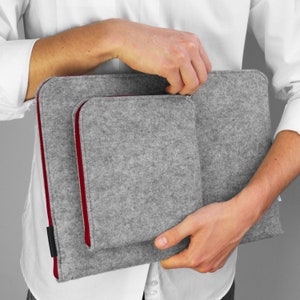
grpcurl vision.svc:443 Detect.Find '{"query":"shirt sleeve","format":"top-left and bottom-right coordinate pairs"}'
top-left (249, 0), bottom-right (300, 137)
top-left (0, 0), bottom-right (38, 121)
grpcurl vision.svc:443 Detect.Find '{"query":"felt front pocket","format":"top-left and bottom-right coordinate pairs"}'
top-left (73, 94), bottom-right (203, 251)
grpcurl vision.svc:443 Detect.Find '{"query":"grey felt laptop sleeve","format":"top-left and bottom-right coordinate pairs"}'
top-left (36, 70), bottom-right (283, 282)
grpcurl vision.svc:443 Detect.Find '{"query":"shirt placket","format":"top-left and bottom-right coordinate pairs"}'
top-left (144, 262), bottom-right (161, 300)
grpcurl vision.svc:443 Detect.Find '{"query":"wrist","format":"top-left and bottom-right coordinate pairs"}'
top-left (93, 18), bottom-right (128, 61)
top-left (231, 182), bottom-right (273, 228)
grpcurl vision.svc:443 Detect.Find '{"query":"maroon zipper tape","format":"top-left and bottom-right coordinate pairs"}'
top-left (36, 91), bottom-right (59, 279)
top-left (74, 101), bottom-right (91, 247)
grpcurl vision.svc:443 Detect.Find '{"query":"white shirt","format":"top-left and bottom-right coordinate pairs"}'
top-left (0, 1), bottom-right (299, 300)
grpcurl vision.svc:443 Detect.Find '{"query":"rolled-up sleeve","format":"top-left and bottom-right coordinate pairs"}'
top-left (0, 0), bottom-right (38, 121)
top-left (249, 0), bottom-right (300, 136)
top-left (0, 39), bottom-right (37, 120)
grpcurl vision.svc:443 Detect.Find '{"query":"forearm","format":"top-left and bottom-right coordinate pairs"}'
top-left (235, 130), bottom-right (300, 225)
top-left (25, 19), bottom-right (122, 99)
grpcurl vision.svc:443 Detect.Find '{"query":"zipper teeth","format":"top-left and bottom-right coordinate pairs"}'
top-left (74, 101), bottom-right (91, 247)
top-left (36, 94), bottom-right (59, 279)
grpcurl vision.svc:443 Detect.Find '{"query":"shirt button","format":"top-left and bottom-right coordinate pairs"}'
top-left (149, 290), bottom-right (158, 296)
top-left (151, 280), bottom-right (159, 286)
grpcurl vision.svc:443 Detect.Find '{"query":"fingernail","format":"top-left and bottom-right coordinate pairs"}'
top-left (156, 236), bottom-right (168, 248)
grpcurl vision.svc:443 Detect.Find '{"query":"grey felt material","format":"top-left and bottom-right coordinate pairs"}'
top-left (36, 70), bottom-right (283, 282)
top-left (75, 95), bottom-right (202, 250)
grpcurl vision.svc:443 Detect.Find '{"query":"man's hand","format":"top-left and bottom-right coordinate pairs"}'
top-left (154, 196), bottom-right (254, 273)
top-left (155, 130), bottom-right (300, 273)
top-left (115, 20), bottom-right (211, 95)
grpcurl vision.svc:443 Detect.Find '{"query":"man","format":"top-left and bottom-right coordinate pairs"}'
top-left (0, 1), bottom-right (299, 299)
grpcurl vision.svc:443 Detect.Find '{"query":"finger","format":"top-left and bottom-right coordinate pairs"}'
top-left (160, 247), bottom-right (190, 269)
top-left (208, 256), bottom-right (229, 273)
top-left (179, 58), bottom-right (208, 95)
top-left (160, 235), bottom-right (207, 270)
top-left (198, 42), bottom-right (212, 73)
top-left (192, 53), bottom-right (209, 84)
top-left (177, 61), bottom-right (202, 95)
top-left (161, 236), bottom-right (218, 272)
top-left (178, 41), bottom-right (209, 94)
top-left (165, 70), bottom-right (184, 94)
top-left (193, 243), bottom-right (238, 273)
top-left (155, 215), bottom-right (194, 250)
top-left (194, 254), bottom-right (232, 273)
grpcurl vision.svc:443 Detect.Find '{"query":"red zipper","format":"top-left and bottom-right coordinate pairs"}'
top-left (36, 93), bottom-right (59, 279)
top-left (74, 101), bottom-right (91, 247)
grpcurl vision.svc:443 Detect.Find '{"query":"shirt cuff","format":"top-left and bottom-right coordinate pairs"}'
top-left (0, 99), bottom-right (35, 121)
top-left (274, 96), bottom-right (300, 138)
top-left (0, 39), bottom-right (38, 121)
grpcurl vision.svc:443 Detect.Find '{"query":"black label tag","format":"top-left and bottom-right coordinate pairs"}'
top-left (47, 226), bottom-right (58, 257)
